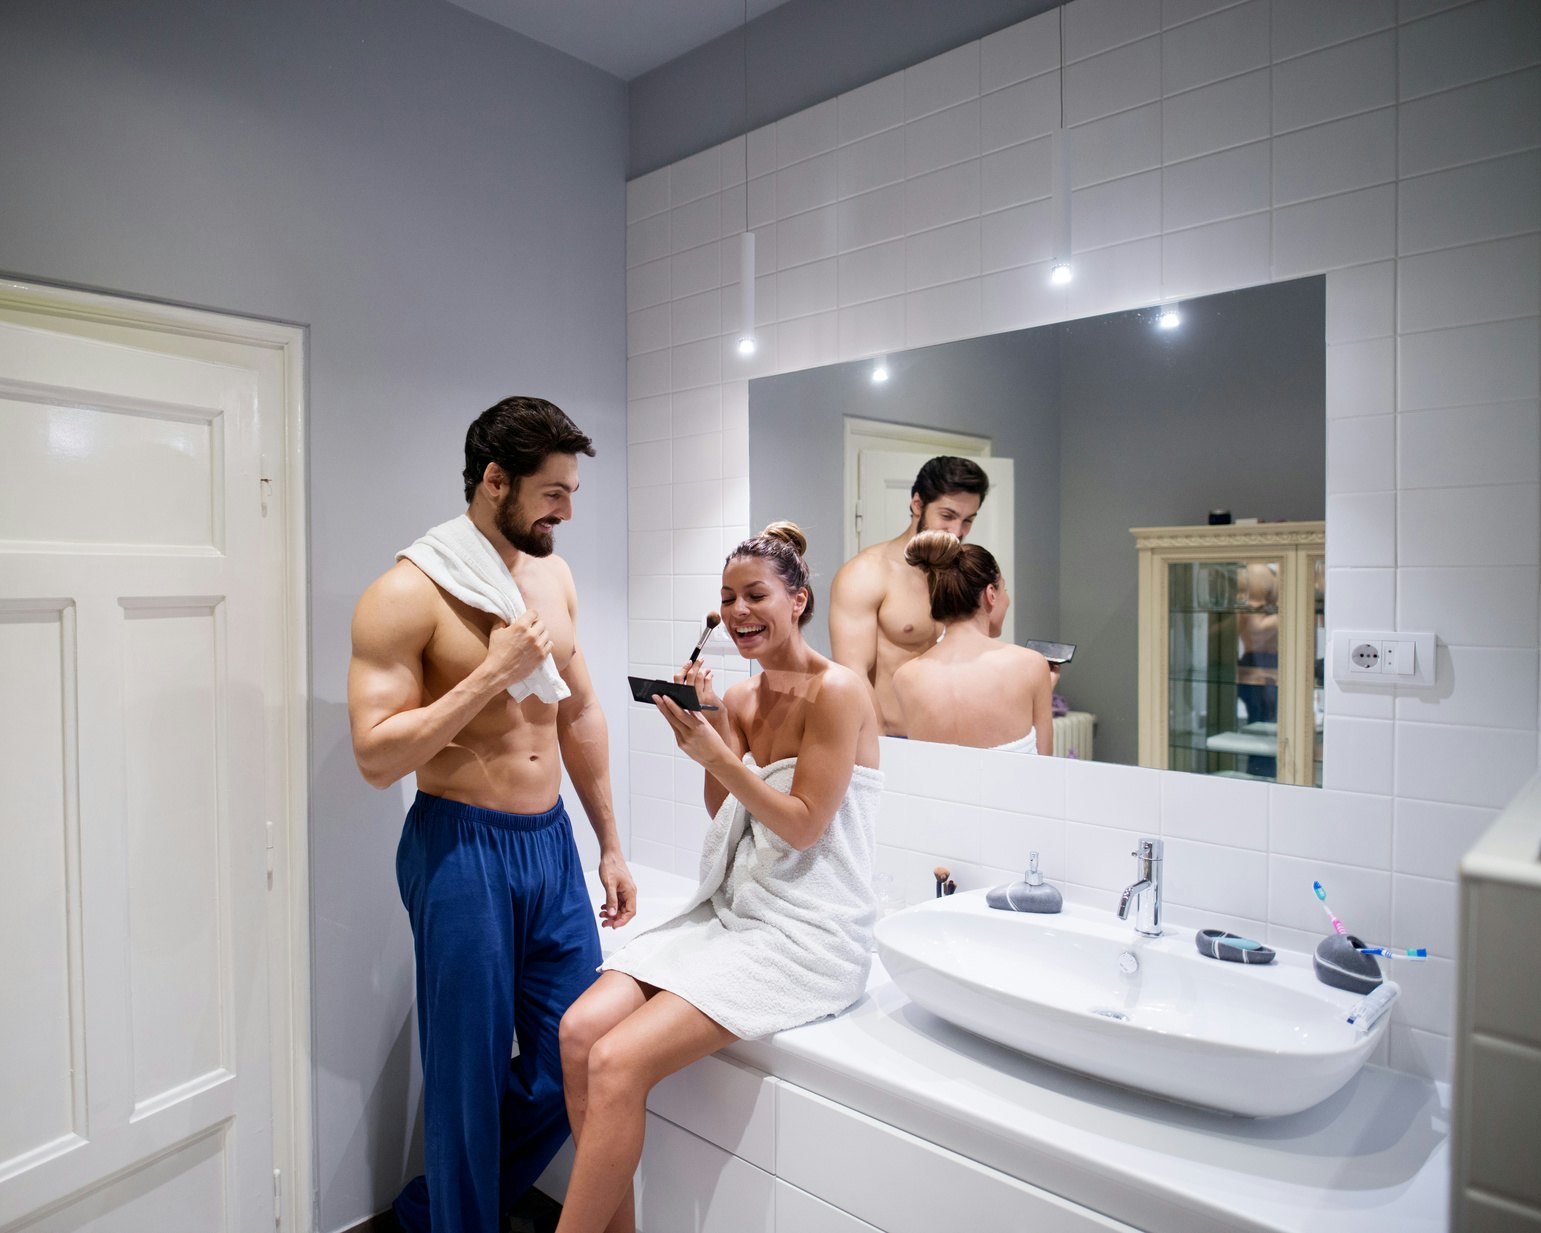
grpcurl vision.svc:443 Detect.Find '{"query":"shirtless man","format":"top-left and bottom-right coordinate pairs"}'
top-left (348, 396), bottom-right (636, 1233)
top-left (828, 456), bottom-right (989, 736)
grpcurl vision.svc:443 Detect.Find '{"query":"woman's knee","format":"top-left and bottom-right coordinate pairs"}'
top-left (585, 1034), bottom-right (648, 1106)
top-left (559, 1001), bottom-right (605, 1063)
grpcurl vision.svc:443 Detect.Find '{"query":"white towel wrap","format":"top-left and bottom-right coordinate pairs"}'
top-left (603, 755), bottom-right (883, 1040)
top-left (990, 728), bottom-right (1038, 754)
top-left (397, 515), bottom-right (570, 705)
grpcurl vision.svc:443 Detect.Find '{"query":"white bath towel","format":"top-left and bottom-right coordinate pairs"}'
top-left (604, 755), bottom-right (883, 1040)
top-left (990, 728), bottom-right (1038, 754)
top-left (397, 515), bottom-right (570, 704)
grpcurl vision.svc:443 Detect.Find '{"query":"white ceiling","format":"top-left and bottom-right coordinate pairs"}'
top-left (444, 0), bottom-right (794, 81)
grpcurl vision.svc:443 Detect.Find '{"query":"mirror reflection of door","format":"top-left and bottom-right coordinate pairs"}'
top-left (846, 429), bottom-right (1017, 645)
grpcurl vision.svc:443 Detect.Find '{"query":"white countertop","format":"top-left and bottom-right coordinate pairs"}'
top-left (591, 865), bottom-right (1450, 1233)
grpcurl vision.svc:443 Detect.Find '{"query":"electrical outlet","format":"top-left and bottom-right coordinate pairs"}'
top-left (1333, 631), bottom-right (1438, 686)
top-left (1350, 642), bottom-right (1381, 672)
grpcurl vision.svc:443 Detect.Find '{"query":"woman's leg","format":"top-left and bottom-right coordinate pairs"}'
top-left (558, 972), bottom-right (647, 1233)
top-left (555, 991), bottom-right (737, 1233)
top-left (559, 972), bottom-right (646, 1142)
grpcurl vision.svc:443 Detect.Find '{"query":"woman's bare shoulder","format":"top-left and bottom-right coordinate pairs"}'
top-left (818, 658), bottom-right (875, 709)
top-left (998, 642), bottom-right (1052, 681)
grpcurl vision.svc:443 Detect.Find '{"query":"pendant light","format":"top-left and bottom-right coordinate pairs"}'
top-left (1153, 23), bottom-right (1179, 332)
top-left (735, 0), bottom-right (758, 358)
top-left (1049, 10), bottom-right (1073, 286)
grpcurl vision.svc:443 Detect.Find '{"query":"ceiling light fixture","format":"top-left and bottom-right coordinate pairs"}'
top-left (735, 0), bottom-right (757, 360)
top-left (1158, 304), bottom-right (1181, 330)
top-left (871, 357), bottom-right (889, 383)
top-left (1049, 12), bottom-right (1073, 287)
top-left (737, 231), bottom-right (757, 356)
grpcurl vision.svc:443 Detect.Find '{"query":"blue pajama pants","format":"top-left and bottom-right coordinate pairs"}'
top-left (392, 791), bottom-right (602, 1233)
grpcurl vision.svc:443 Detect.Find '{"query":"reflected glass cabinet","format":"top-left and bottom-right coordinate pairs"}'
top-left (1134, 522), bottom-right (1324, 786)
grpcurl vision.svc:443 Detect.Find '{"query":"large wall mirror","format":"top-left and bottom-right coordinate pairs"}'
top-left (750, 276), bottom-right (1327, 784)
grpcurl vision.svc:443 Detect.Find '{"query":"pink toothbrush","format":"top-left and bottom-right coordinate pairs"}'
top-left (1312, 880), bottom-right (1348, 936)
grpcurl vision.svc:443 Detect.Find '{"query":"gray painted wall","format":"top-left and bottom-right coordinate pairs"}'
top-left (748, 279), bottom-right (1324, 765)
top-left (0, 2), bottom-right (627, 1228)
top-left (628, 0), bottom-right (1061, 177)
top-left (1057, 279), bottom-right (1326, 766)
top-left (749, 332), bottom-right (1063, 657)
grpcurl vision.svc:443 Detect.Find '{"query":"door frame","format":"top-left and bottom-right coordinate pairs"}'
top-left (841, 415), bottom-right (992, 563)
top-left (0, 275), bottom-right (313, 1230)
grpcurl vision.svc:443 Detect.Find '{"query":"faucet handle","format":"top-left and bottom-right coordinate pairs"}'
top-left (1133, 837), bottom-right (1164, 861)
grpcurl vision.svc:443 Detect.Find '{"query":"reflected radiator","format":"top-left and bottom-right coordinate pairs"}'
top-left (1052, 711), bottom-right (1095, 760)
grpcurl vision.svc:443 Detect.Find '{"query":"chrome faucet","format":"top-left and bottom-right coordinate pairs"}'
top-left (1117, 838), bottom-right (1164, 937)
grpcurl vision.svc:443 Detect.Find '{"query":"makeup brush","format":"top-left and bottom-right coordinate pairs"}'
top-left (686, 612), bottom-right (721, 664)
top-left (934, 866), bottom-right (950, 899)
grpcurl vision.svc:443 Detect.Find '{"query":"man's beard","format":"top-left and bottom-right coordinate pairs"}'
top-left (495, 491), bottom-right (557, 557)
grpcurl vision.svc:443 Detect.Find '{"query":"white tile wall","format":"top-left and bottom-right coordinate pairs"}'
top-left (625, 0), bottom-right (1541, 1083)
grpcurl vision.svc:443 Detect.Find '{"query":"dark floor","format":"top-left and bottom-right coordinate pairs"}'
top-left (508, 1187), bottom-right (563, 1233)
top-left (356, 1188), bottom-right (561, 1233)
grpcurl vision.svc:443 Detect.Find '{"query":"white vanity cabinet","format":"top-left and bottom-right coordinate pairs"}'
top-left (772, 1085), bottom-right (1139, 1233)
top-left (538, 1052), bottom-right (1142, 1233)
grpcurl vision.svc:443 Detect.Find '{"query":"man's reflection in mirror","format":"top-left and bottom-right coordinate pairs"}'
top-left (889, 532), bottom-right (1053, 752)
top-left (829, 456), bottom-right (989, 736)
top-left (1235, 561), bottom-right (1279, 777)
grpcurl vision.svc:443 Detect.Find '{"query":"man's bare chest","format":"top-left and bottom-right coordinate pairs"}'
top-left (875, 568), bottom-right (936, 653)
top-left (424, 584), bottom-right (576, 693)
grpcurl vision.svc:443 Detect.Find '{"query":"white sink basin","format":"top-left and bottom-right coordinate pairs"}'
top-left (874, 891), bottom-right (1392, 1117)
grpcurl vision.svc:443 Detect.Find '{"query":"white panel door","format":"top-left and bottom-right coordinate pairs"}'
top-left (0, 319), bottom-right (273, 1232)
top-left (856, 448), bottom-right (1017, 643)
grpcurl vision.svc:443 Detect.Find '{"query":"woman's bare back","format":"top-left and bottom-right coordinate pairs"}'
top-left (893, 640), bottom-right (1049, 748)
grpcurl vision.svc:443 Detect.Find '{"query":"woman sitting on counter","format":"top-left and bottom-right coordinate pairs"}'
top-left (891, 530), bottom-right (1054, 753)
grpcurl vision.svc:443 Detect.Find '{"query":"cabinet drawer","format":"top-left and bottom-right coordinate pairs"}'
top-left (639, 1112), bottom-right (775, 1233)
top-left (1467, 1036), bottom-right (1541, 1211)
top-left (775, 1179), bottom-right (882, 1233)
top-left (647, 1053), bottom-right (777, 1171)
top-left (776, 1084), bottom-right (1138, 1233)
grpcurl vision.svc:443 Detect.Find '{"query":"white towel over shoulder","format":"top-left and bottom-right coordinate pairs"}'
top-left (397, 515), bottom-right (570, 704)
top-left (603, 755), bottom-right (883, 1040)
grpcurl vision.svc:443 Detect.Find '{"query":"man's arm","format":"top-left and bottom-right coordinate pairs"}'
top-left (555, 567), bottom-right (637, 928)
top-left (829, 554), bottom-right (884, 709)
top-left (347, 563), bottom-right (551, 788)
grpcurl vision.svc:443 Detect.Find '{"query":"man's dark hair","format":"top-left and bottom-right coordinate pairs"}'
top-left (911, 455), bottom-right (989, 507)
top-left (462, 396), bottom-right (595, 502)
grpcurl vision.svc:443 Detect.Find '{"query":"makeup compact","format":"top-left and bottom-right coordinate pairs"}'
top-left (628, 676), bottom-right (718, 711)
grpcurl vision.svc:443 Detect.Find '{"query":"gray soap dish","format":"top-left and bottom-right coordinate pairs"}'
top-left (986, 851), bottom-right (1063, 913)
top-left (1195, 928), bottom-right (1276, 964)
top-left (1313, 932), bottom-right (1384, 994)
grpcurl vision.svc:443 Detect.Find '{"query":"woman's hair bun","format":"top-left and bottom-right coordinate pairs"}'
top-left (760, 520), bottom-right (808, 557)
top-left (904, 529), bottom-right (962, 571)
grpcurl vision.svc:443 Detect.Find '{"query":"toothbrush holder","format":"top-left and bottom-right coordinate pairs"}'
top-left (1312, 932), bottom-right (1383, 995)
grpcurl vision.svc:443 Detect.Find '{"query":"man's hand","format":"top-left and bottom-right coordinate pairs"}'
top-left (479, 610), bottom-right (553, 691)
top-left (597, 848), bottom-right (637, 929)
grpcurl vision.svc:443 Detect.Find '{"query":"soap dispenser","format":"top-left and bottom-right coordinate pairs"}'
top-left (986, 852), bottom-right (1063, 913)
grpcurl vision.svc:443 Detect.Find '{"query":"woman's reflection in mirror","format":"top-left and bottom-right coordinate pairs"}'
top-left (890, 531), bottom-right (1054, 753)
